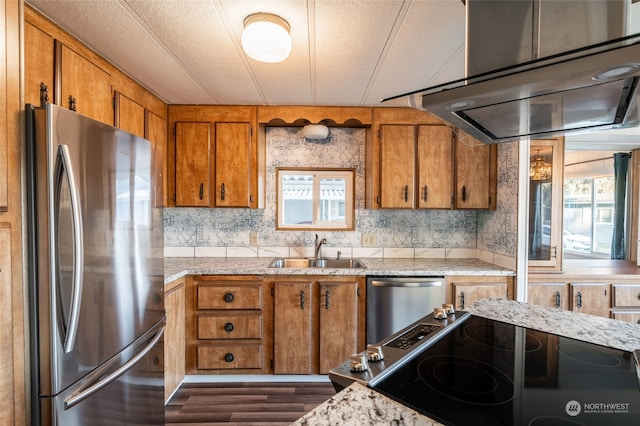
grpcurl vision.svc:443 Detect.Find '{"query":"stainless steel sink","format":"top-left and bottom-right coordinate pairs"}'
top-left (268, 257), bottom-right (366, 269)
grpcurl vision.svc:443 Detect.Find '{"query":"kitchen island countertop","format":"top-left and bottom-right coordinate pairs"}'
top-left (292, 298), bottom-right (640, 425)
top-left (164, 256), bottom-right (514, 284)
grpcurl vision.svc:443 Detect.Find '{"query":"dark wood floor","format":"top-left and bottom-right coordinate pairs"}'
top-left (165, 381), bottom-right (337, 425)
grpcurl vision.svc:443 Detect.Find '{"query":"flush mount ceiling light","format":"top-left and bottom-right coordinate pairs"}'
top-left (242, 13), bottom-right (291, 63)
top-left (301, 124), bottom-right (329, 140)
top-left (529, 149), bottom-right (552, 181)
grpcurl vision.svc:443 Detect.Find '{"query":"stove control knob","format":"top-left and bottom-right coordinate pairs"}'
top-left (442, 303), bottom-right (455, 315)
top-left (433, 307), bottom-right (447, 319)
top-left (350, 353), bottom-right (369, 372)
top-left (366, 344), bottom-right (384, 361)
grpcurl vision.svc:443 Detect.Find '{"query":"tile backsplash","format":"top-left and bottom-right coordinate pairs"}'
top-left (164, 127), bottom-right (519, 269)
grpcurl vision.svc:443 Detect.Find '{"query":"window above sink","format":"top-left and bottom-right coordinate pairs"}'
top-left (276, 168), bottom-right (355, 230)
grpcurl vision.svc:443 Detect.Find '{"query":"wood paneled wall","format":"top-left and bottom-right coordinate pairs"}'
top-left (1, 0), bottom-right (27, 424)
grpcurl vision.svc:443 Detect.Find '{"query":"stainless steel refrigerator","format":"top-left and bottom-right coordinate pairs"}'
top-left (26, 103), bottom-right (165, 426)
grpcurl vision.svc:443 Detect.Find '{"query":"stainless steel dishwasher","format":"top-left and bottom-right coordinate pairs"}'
top-left (366, 276), bottom-right (445, 344)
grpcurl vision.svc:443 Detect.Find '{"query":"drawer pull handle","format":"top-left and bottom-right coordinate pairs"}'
top-left (324, 290), bottom-right (331, 310)
top-left (637, 293), bottom-right (640, 300)
top-left (555, 291), bottom-right (561, 308)
top-left (637, 319), bottom-right (640, 325)
top-left (224, 322), bottom-right (234, 332)
top-left (224, 293), bottom-right (234, 303)
top-left (460, 291), bottom-right (465, 310)
top-left (577, 291), bottom-right (582, 309)
top-left (221, 183), bottom-right (226, 201)
top-left (422, 185), bottom-right (428, 202)
top-left (300, 290), bottom-right (305, 310)
top-left (403, 185), bottom-right (409, 202)
top-left (199, 183), bottom-right (204, 200)
top-left (461, 185), bottom-right (467, 202)
top-left (224, 353), bottom-right (234, 363)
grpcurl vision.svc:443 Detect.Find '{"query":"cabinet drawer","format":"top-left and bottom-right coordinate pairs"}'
top-left (197, 285), bottom-right (262, 310)
top-left (611, 311), bottom-right (640, 324)
top-left (197, 313), bottom-right (262, 339)
top-left (612, 285), bottom-right (640, 307)
top-left (197, 344), bottom-right (263, 370)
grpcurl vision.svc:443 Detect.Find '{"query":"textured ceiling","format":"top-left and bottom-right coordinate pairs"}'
top-left (24, 0), bottom-right (640, 150)
top-left (25, 0), bottom-right (466, 106)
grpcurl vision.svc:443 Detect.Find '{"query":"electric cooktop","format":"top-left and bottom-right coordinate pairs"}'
top-left (371, 315), bottom-right (640, 425)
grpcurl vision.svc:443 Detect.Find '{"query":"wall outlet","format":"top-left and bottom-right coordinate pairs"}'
top-left (250, 232), bottom-right (258, 246)
top-left (362, 233), bottom-right (377, 247)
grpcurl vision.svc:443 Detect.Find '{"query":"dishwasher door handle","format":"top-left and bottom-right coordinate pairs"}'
top-left (370, 280), bottom-right (442, 288)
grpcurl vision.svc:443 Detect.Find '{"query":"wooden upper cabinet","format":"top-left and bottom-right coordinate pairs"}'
top-left (417, 125), bottom-right (454, 209)
top-left (56, 41), bottom-right (112, 125)
top-left (146, 110), bottom-right (168, 208)
top-left (24, 21), bottom-right (54, 106)
top-left (455, 135), bottom-right (496, 209)
top-left (379, 125), bottom-right (416, 208)
top-left (175, 122), bottom-right (211, 207)
top-left (114, 91), bottom-right (144, 137)
top-left (215, 122), bottom-right (254, 207)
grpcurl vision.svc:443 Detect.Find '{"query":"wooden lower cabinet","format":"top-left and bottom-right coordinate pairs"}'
top-left (270, 276), bottom-right (362, 375)
top-left (164, 278), bottom-right (185, 402)
top-left (527, 282), bottom-right (570, 310)
top-left (447, 276), bottom-right (513, 311)
top-left (570, 283), bottom-right (609, 317)
top-left (186, 275), bottom-right (270, 374)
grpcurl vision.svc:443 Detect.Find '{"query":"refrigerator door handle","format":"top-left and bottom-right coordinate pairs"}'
top-left (55, 144), bottom-right (85, 354)
top-left (64, 321), bottom-right (165, 410)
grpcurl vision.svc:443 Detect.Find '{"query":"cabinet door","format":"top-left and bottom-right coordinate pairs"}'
top-left (146, 110), bottom-right (167, 208)
top-left (379, 125), bottom-right (415, 208)
top-left (318, 281), bottom-right (358, 373)
top-left (175, 122), bottom-right (211, 207)
top-left (215, 122), bottom-right (252, 207)
top-left (164, 282), bottom-right (185, 402)
top-left (57, 42), bottom-right (112, 124)
top-left (273, 281), bottom-right (313, 374)
top-left (570, 283), bottom-right (609, 317)
top-left (455, 136), bottom-right (493, 209)
top-left (527, 282), bottom-right (569, 309)
top-left (114, 91), bottom-right (144, 137)
top-left (453, 282), bottom-right (507, 311)
top-left (417, 125), bottom-right (453, 209)
top-left (24, 21), bottom-right (54, 106)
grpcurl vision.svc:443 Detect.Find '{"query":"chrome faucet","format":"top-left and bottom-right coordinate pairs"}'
top-left (314, 234), bottom-right (328, 259)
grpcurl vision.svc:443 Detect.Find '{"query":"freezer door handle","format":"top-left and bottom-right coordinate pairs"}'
top-left (370, 279), bottom-right (442, 288)
top-left (64, 321), bottom-right (165, 410)
top-left (55, 144), bottom-right (84, 353)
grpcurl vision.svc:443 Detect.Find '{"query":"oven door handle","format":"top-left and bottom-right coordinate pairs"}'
top-left (370, 279), bottom-right (442, 288)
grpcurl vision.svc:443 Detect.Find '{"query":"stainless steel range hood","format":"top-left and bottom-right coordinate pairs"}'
top-left (383, 0), bottom-right (640, 144)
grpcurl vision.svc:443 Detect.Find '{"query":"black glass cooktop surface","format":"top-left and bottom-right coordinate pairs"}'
top-left (372, 315), bottom-right (640, 425)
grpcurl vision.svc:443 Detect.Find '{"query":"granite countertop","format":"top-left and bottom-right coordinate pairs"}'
top-left (292, 298), bottom-right (640, 425)
top-left (164, 257), bottom-right (514, 284)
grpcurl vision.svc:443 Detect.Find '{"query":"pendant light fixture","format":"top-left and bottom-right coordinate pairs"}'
top-left (529, 149), bottom-right (552, 181)
top-left (242, 13), bottom-right (291, 63)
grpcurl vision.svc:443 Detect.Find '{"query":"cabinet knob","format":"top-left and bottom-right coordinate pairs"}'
top-left (224, 322), bottom-right (234, 332)
top-left (224, 353), bottom-right (235, 363)
top-left (224, 293), bottom-right (234, 303)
